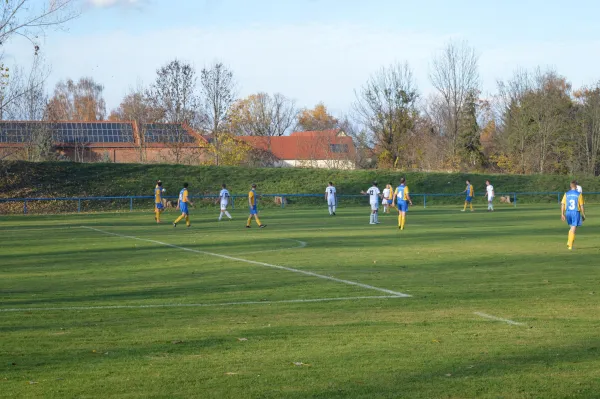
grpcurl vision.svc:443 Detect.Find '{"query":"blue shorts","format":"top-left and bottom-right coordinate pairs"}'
top-left (155, 203), bottom-right (164, 210)
top-left (249, 205), bottom-right (257, 215)
top-left (566, 211), bottom-right (582, 227)
top-left (466, 196), bottom-right (473, 203)
top-left (179, 203), bottom-right (189, 215)
top-left (397, 201), bottom-right (409, 212)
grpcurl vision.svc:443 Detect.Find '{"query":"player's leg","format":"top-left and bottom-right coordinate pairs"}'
top-left (370, 208), bottom-right (375, 224)
top-left (185, 213), bottom-right (191, 227)
top-left (462, 201), bottom-right (467, 211)
top-left (568, 226), bottom-right (577, 249)
top-left (224, 208), bottom-right (232, 219)
top-left (397, 207), bottom-right (402, 228)
top-left (173, 211), bottom-right (185, 226)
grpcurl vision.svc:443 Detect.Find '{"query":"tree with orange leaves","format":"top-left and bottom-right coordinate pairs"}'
top-left (46, 77), bottom-right (106, 121)
top-left (297, 103), bottom-right (338, 131)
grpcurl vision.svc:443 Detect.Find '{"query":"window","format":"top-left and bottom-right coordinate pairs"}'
top-left (329, 144), bottom-right (349, 153)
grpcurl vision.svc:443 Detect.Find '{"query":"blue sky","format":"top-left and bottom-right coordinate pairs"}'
top-left (7, 0), bottom-right (600, 116)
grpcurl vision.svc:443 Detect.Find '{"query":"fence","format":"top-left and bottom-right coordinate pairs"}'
top-left (1, 192), bottom-right (597, 215)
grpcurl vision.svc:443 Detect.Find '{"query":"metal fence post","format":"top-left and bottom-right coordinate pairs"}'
top-left (78, 199), bottom-right (81, 213)
top-left (557, 193), bottom-right (560, 204)
top-left (130, 197), bottom-right (133, 212)
top-left (282, 196), bottom-right (285, 208)
top-left (23, 200), bottom-right (27, 215)
top-left (514, 193), bottom-right (517, 207)
top-left (423, 195), bottom-right (426, 208)
top-left (231, 196), bottom-right (235, 209)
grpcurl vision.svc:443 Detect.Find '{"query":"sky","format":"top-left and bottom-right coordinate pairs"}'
top-left (7, 0), bottom-right (600, 117)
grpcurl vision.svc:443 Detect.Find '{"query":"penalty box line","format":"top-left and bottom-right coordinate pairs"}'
top-left (81, 226), bottom-right (411, 298)
top-left (0, 296), bottom-right (402, 313)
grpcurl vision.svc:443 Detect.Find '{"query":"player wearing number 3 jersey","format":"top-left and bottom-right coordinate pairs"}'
top-left (561, 180), bottom-right (586, 250)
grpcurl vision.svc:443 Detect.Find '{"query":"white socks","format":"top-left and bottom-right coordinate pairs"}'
top-left (219, 211), bottom-right (232, 221)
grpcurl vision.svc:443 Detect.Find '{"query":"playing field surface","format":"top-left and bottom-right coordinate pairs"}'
top-left (1, 205), bottom-right (599, 398)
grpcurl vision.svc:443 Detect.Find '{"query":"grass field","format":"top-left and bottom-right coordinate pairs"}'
top-left (1, 203), bottom-right (600, 398)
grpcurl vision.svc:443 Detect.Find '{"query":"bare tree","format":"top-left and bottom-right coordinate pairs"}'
top-left (429, 40), bottom-right (479, 159)
top-left (576, 83), bottom-right (600, 175)
top-left (200, 62), bottom-right (236, 165)
top-left (0, 0), bottom-right (79, 55)
top-left (147, 59), bottom-right (199, 125)
top-left (354, 62), bottom-right (419, 168)
top-left (228, 92), bottom-right (297, 136)
top-left (2, 55), bottom-right (49, 120)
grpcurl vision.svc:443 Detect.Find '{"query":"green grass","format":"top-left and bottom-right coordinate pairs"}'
top-left (1, 203), bottom-right (600, 398)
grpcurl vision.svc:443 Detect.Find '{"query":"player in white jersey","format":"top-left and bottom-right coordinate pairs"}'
top-left (382, 184), bottom-right (392, 213)
top-left (361, 181), bottom-right (381, 225)
top-left (484, 180), bottom-right (495, 212)
top-left (576, 181), bottom-right (582, 194)
top-left (217, 183), bottom-right (233, 221)
top-left (325, 182), bottom-right (337, 216)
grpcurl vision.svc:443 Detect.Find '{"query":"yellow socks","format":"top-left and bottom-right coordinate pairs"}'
top-left (401, 215), bottom-right (406, 230)
top-left (463, 203), bottom-right (467, 211)
top-left (567, 231), bottom-right (575, 248)
top-left (470, 203), bottom-right (474, 211)
top-left (185, 216), bottom-right (190, 226)
top-left (155, 210), bottom-right (161, 222)
top-left (174, 215), bottom-right (185, 225)
top-left (398, 214), bottom-right (402, 227)
top-left (255, 216), bottom-right (262, 226)
top-left (247, 216), bottom-right (252, 227)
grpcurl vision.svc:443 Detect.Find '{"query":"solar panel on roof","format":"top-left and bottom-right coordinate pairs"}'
top-left (0, 121), bottom-right (135, 144)
top-left (142, 124), bottom-right (195, 143)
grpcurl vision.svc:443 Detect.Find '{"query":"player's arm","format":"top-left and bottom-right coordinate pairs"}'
top-left (360, 189), bottom-right (367, 195)
top-left (560, 196), bottom-right (566, 221)
top-left (406, 193), bottom-right (413, 206)
top-left (324, 189), bottom-right (328, 201)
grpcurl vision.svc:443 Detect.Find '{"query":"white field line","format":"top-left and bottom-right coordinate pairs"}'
top-left (0, 226), bottom-right (76, 232)
top-left (474, 312), bottom-right (524, 326)
top-left (0, 296), bottom-right (401, 313)
top-left (233, 239), bottom-right (307, 255)
top-left (82, 226), bottom-right (411, 298)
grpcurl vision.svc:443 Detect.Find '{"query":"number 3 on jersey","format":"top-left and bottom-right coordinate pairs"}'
top-left (568, 199), bottom-right (576, 211)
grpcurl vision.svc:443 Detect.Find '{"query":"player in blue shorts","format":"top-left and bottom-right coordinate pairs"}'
top-left (561, 180), bottom-right (586, 250)
top-left (462, 179), bottom-right (474, 212)
top-left (392, 177), bottom-right (413, 230)
top-left (246, 184), bottom-right (266, 228)
top-left (173, 183), bottom-right (194, 228)
top-left (154, 180), bottom-right (166, 223)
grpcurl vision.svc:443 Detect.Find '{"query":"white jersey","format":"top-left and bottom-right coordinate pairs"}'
top-left (486, 185), bottom-right (494, 199)
top-left (577, 185), bottom-right (582, 193)
top-left (366, 186), bottom-right (381, 204)
top-left (382, 188), bottom-right (391, 200)
top-left (325, 186), bottom-right (336, 199)
top-left (219, 189), bottom-right (230, 205)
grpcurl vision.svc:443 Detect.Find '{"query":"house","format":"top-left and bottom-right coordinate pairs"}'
top-left (236, 129), bottom-right (356, 169)
top-left (0, 121), bottom-right (208, 164)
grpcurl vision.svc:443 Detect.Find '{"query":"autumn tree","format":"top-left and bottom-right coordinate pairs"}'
top-left (46, 77), bottom-right (106, 121)
top-left (429, 40), bottom-right (479, 161)
top-left (354, 63), bottom-right (419, 168)
top-left (109, 84), bottom-right (165, 162)
top-left (200, 62), bottom-right (236, 165)
top-left (297, 103), bottom-right (338, 131)
top-left (575, 84), bottom-right (600, 175)
top-left (228, 92), bottom-right (297, 136)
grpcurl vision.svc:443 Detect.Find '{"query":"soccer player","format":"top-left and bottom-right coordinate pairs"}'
top-left (217, 183), bottom-right (233, 221)
top-left (382, 184), bottom-right (393, 214)
top-left (154, 180), bottom-right (166, 223)
top-left (360, 181), bottom-right (381, 225)
top-left (484, 180), bottom-right (495, 212)
top-left (392, 178), bottom-right (413, 230)
top-left (173, 182), bottom-right (194, 228)
top-left (461, 179), bottom-right (475, 212)
top-left (246, 184), bottom-right (266, 228)
top-left (325, 182), bottom-right (337, 216)
top-left (561, 180), bottom-right (586, 250)
top-left (576, 181), bottom-right (583, 194)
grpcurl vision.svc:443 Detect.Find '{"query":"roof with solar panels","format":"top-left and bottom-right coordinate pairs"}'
top-left (0, 121), bottom-right (207, 147)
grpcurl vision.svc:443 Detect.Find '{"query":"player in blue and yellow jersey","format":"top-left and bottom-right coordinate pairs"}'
top-left (154, 180), bottom-right (165, 223)
top-left (246, 184), bottom-right (266, 228)
top-left (392, 177), bottom-right (413, 230)
top-left (461, 179), bottom-right (475, 212)
top-left (173, 183), bottom-right (194, 228)
top-left (561, 180), bottom-right (586, 250)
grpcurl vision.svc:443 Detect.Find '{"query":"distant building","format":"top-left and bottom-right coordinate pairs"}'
top-left (0, 121), bottom-right (208, 164)
top-left (235, 129), bottom-right (356, 169)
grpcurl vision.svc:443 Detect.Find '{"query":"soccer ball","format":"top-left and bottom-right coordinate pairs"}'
top-left (162, 188), bottom-right (166, 193)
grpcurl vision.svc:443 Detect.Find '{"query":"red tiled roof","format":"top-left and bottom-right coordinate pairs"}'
top-left (236, 135), bottom-right (356, 160)
top-left (289, 129), bottom-right (342, 138)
